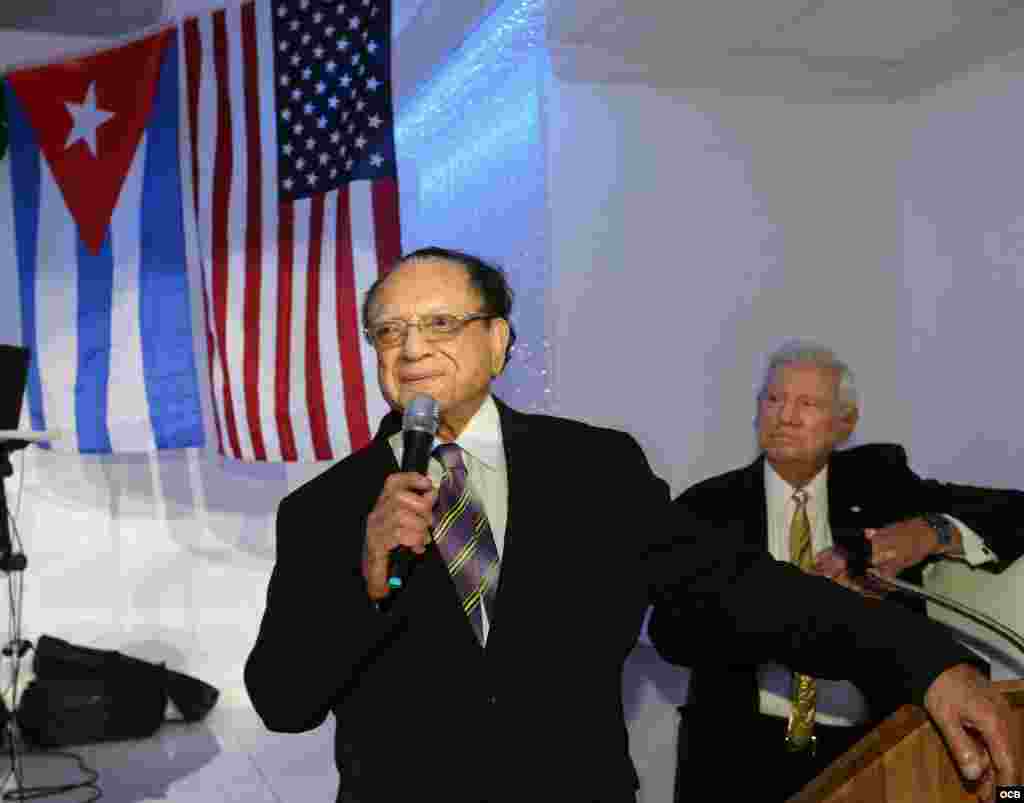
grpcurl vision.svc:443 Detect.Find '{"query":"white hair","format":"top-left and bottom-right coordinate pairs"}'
top-left (759, 340), bottom-right (858, 413)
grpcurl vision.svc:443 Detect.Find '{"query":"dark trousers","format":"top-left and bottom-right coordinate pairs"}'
top-left (674, 708), bottom-right (874, 802)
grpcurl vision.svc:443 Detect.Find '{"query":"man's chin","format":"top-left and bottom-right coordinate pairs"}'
top-left (763, 445), bottom-right (806, 463)
top-left (397, 385), bottom-right (445, 408)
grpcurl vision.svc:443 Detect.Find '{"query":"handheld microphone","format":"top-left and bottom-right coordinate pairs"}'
top-left (387, 394), bottom-right (439, 591)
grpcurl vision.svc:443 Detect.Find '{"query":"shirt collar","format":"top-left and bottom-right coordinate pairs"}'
top-left (388, 395), bottom-right (505, 471)
top-left (452, 395), bottom-right (504, 471)
top-left (765, 459), bottom-right (829, 505)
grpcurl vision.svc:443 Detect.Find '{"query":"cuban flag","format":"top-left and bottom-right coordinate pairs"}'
top-left (1, 30), bottom-right (204, 453)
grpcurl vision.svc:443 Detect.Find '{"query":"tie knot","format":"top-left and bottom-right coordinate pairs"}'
top-left (793, 489), bottom-right (809, 507)
top-left (432, 442), bottom-right (465, 472)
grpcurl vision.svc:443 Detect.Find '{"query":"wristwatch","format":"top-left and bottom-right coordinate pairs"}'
top-left (922, 512), bottom-right (955, 550)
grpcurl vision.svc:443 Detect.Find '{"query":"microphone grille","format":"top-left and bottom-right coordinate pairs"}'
top-left (402, 394), bottom-right (439, 435)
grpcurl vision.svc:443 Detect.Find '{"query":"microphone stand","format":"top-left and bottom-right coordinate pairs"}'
top-left (834, 529), bottom-right (1024, 659)
top-left (866, 569), bottom-right (1024, 657)
top-left (0, 440), bottom-right (31, 801)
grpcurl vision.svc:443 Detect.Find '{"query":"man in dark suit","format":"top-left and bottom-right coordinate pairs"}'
top-left (651, 340), bottom-right (1024, 802)
top-left (246, 254), bottom-right (1019, 803)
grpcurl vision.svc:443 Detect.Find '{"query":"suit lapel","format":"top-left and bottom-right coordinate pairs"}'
top-left (826, 449), bottom-right (869, 531)
top-left (742, 456), bottom-right (771, 550)
top-left (484, 398), bottom-right (544, 653)
top-left (693, 457), bottom-right (766, 717)
top-left (492, 398), bottom-right (524, 612)
top-left (374, 407), bottom-right (402, 442)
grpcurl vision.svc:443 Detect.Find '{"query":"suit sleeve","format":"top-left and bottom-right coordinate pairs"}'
top-left (646, 499), bottom-right (983, 707)
top-left (868, 443), bottom-right (1024, 568)
top-left (916, 476), bottom-right (1024, 569)
top-left (244, 486), bottom-right (402, 733)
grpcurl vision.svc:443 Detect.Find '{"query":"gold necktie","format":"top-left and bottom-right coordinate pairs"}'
top-left (785, 489), bottom-right (817, 752)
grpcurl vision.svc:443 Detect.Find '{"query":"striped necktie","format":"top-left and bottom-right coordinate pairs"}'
top-left (431, 443), bottom-right (500, 644)
top-left (785, 488), bottom-right (817, 752)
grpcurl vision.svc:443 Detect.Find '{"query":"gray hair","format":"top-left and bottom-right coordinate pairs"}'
top-left (759, 340), bottom-right (858, 414)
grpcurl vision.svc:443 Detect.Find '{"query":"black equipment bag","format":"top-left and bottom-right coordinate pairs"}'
top-left (18, 676), bottom-right (165, 748)
top-left (17, 635), bottom-right (219, 748)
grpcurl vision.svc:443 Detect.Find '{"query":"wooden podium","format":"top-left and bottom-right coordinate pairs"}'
top-left (790, 680), bottom-right (1024, 802)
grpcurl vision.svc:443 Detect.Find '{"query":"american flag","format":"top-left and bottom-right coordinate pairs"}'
top-left (182, 0), bottom-right (401, 461)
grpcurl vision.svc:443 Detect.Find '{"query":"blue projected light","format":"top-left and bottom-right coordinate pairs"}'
top-left (396, 0), bottom-right (545, 141)
top-left (395, 0), bottom-right (554, 414)
top-left (416, 70), bottom-right (542, 206)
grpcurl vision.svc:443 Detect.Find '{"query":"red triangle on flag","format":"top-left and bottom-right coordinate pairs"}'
top-left (6, 30), bottom-right (172, 255)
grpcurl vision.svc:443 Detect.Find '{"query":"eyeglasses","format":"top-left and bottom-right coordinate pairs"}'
top-left (364, 311), bottom-right (500, 348)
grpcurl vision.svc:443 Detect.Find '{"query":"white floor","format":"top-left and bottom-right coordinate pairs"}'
top-left (0, 646), bottom-right (691, 803)
top-left (0, 698), bottom-right (340, 803)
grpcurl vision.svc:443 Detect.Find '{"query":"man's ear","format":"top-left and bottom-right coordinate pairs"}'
top-left (490, 318), bottom-right (510, 375)
top-left (836, 405), bottom-right (859, 443)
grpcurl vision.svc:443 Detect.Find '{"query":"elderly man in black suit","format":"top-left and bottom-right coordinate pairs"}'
top-left (651, 340), bottom-right (1024, 802)
top-left (247, 255), bottom-right (1019, 803)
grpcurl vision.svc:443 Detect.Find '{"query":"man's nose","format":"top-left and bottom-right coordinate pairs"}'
top-left (779, 399), bottom-right (801, 424)
top-left (400, 324), bottom-right (430, 358)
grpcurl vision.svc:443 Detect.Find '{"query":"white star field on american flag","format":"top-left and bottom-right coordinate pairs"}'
top-left (273, 0), bottom-right (395, 200)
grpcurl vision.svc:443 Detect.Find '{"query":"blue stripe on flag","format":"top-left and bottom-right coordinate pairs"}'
top-left (76, 233), bottom-right (114, 453)
top-left (139, 33), bottom-right (204, 450)
top-left (5, 83), bottom-right (46, 438)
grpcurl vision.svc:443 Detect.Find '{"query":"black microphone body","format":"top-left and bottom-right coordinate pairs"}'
top-left (830, 526), bottom-right (871, 580)
top-left (402, 425), bottom-right (435, 475)
top-left (387, 395), bottom-right (439, 592)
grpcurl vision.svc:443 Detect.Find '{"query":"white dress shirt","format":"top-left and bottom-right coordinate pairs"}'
top-left (389, 395), bottom-right (507, 643)
top-left (758, 461), bottom-right (994, 726)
